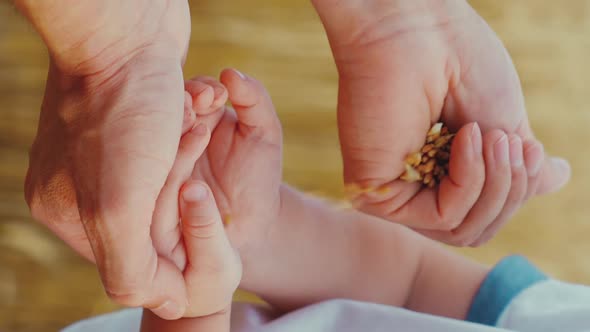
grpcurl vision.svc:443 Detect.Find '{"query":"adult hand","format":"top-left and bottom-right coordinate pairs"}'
top-left (311, 0), bottom-right (570, 245)
top-left (20, 0), bottom-right (197, 318)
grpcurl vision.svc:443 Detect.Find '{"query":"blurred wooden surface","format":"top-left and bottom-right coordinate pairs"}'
top-left (1, 1), bottom-right (589, 331)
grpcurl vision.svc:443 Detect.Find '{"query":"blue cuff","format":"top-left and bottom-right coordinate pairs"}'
top-left (466, 255), bottom-right (547, 326)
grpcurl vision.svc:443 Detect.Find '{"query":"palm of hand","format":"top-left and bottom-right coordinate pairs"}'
top-left (191, 108), bottom-right (283, 250)
top-left (322, 1), bottom-right (556, 232)
top-left (332, 2), bottom-right (528, 185)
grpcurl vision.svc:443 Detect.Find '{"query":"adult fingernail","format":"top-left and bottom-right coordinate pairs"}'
top-left (509, 136), bottom-right (523, 167)
top-left (550, 157), bottom-right (571, 175)
top-left (550, 157), bottom-right (572, 189)
top-left (471, 123), bottom-right (482, 155)
top-left (494, 134), bottom-right (509, 165)
top-left (233, 68), bottom-right (247, 80)
top-left (183, 182), bottom-right (208, 202)
top-left (152, 300), bottom-right (182, 319)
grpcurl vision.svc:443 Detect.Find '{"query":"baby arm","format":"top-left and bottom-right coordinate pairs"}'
top-left (242, 184), bottom-right (489, 320)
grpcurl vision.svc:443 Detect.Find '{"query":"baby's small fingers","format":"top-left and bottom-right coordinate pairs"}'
top-left (220, 68), bottom-right (281, 142)
top-left (471, 135), bottom-right (528, 247)
top-left (386, 123), bottom-right (485, 230)
top-left (171, 124), bottom-right (211, 191)
top-left (434, 130), bottom-right (512, 246)
top-left (151, 124), bottom-right (211, 266)
top-left (185, 79), bottom-right (214, 111)
top-left (185, 76), bottom-right (228, 115)
top-left (182, 91), bottom-right (197, 135)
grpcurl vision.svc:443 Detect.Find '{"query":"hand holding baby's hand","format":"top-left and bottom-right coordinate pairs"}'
top-left (147, 68), bottom-right (282, 319)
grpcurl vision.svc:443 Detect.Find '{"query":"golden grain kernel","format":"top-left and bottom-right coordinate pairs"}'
top-left (421, 144), bottom-right (434, 153)
top-left (428, 123), bottom-right (443, 137)
top-left (401, 122), bottom-right (454, 187)
top-left (400, 164), bottom-right (422, 182)
top-left (405, 152), bottom-right (423, 167)
top-left (424, 159), bottom-right (436, 173)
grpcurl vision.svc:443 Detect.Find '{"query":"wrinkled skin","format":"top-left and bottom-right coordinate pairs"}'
top-left (311, 0), bottom-right (570, 245)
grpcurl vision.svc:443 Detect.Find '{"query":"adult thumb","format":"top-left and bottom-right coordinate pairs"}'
top-left (536, 156), bottom-right (571, 195)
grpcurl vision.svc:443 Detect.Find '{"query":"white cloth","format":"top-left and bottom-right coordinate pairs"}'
top-left (61, 279), bottom-right (590, 332)
top-left (62, 300), bottom-right (507, 332)
top-left (497, 280), bottom-right (590, 332)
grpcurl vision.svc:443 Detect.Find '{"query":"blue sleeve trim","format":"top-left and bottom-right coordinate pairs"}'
top-left (466, 255), bottom-right (547, 326)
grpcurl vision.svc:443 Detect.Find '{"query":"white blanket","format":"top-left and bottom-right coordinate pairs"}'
top-left (62, 280), bottom-right (590, 332)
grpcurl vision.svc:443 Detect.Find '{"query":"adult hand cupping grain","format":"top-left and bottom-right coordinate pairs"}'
top-left (312, 0), bottom-right (571, 246)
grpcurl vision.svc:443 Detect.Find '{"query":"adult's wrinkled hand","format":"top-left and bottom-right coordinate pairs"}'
top-left (312, 0), bottom-right (570, 246)
top-left (21, 0), bottom-right (196, 319)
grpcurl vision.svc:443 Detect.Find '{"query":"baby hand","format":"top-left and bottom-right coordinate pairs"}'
top-left (186, 69), bottom-right (283, 253)
top-left (144, 78), bottom-right (240, 318)
top-left (141, 181), bottom-right (240, 332)
top-left (148, 68), bottom-right (281, 318)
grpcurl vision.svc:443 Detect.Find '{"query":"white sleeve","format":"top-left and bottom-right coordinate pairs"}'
top-left (497, 280), bottom-right (590, 332)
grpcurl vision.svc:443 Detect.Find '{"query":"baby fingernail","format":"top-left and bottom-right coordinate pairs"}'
top-left (183, 182), bottom-right (208, 202)
top-left (233, 69), bottom-right (247, 80)
top-left (509, 136), bottom-right (523, 167)
top-left (471, 123), bottom-right (483, 155)
top-left (494, 134), bottom-right (509, 165)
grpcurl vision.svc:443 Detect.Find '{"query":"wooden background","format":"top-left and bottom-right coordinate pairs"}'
top-left (1, 1), bottom-right (589, 331)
